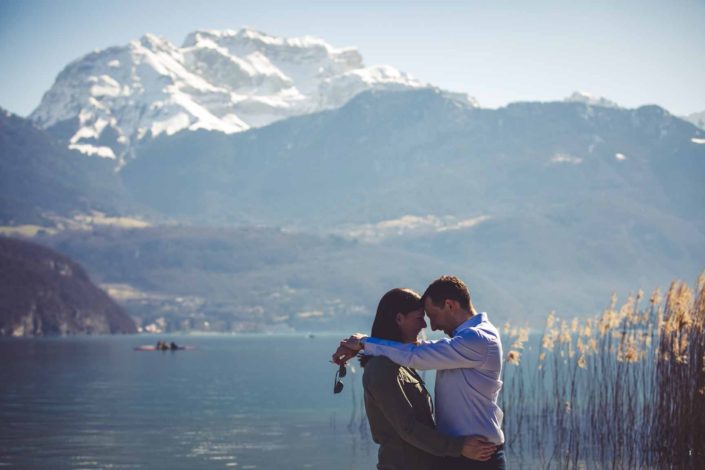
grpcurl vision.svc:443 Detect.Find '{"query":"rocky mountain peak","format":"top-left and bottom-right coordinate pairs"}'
top-left (30, 28), bottom-right (428, 165)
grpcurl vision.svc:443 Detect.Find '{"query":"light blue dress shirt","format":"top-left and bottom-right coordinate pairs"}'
top-left (362, 312), bottom-right (505, 444)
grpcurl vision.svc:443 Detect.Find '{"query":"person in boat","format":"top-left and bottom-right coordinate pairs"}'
top-left (170, 342), bottom-right (179, 350)
top-left (333, 287), bottom-right (496, 469)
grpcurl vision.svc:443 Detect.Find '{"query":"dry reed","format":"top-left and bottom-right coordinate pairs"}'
top-left (500, 272), bottom-right (705, 469)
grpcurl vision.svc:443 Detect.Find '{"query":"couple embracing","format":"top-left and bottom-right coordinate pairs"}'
top-left (332, 276), bottom-right (506, 470)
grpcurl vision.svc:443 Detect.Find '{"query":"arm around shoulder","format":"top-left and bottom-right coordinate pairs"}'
top-left (364, 330), bottom-right (489, 371)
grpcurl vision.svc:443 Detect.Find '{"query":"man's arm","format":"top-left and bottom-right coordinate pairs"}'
top-left (340, 332), bottom-right (488, 371)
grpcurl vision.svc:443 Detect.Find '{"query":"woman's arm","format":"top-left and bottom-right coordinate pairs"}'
top-left (364, 364), bottom-right (465, 457)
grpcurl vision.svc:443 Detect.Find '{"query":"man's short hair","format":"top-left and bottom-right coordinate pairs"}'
top-left (421, 275), bottom-right (471, 310)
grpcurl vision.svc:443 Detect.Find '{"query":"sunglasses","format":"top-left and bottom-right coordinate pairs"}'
top-left (333, 363), bottom-right (347, 394)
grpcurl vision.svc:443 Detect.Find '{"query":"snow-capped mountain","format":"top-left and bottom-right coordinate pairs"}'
top-left (30, 28), bottom-right (436, 163)
top-left (564, 91), bottom-right (620, 108)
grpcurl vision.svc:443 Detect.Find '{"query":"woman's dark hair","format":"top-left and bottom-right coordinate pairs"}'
top-left (360, 288), bottom-right (421, 367)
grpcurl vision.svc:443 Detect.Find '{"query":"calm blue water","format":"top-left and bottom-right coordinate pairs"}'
top-left (0, 334), bottom-right (385, 469)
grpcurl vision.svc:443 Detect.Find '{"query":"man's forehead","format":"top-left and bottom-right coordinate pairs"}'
top-left (423, 302), bottom-right (439, 314)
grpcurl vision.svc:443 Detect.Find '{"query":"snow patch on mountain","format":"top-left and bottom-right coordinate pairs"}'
top-left (565, 91), bottom-right (620, 108)
top-left (333, 214), bottom-right (491, 243)
top-left (31, 28), bottom-right (435, 164)
top-left (685, 111), bottom-right (705, 130)
top-left (549, 153), bottom-right (583, 165)
top-left (68, 143), bottom-right (116, 159)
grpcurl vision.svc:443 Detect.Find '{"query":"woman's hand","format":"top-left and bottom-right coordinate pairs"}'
top-left (331, 333), bottom-right (367, 364)
top-left (461, 436), bottom-right (497, 461)
top-left (331, 344), bottom-right (357, 365)
top-left (341, 333), bottom-right (367, 351)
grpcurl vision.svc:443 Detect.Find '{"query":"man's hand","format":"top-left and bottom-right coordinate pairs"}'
top-left (331, 344), bottom-right (357, 365)
top-left (461, 436), bottom-right (497, 461)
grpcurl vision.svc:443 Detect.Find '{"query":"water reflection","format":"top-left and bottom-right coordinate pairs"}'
top-left (328, 363), bottom-right (374, 467)
top-left (1, 335), bottom-right (380, 469)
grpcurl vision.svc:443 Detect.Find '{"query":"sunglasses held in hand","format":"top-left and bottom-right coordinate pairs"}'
top-left (333, 363), bottom-right (347, 394)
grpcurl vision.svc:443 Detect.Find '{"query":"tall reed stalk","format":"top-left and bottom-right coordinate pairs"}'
top-left (500, 272), bottom-right (705, 469)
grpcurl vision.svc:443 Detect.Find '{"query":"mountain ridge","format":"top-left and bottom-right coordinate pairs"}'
top-left (0, 236), bottom-right (136, 336)
top-left (122, 89), bottom-right (705, 227)
top-left (0, 107), bottom-right (134, 227)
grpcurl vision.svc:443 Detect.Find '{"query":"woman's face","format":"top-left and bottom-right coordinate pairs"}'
top-left (397, 308), bottom-right (427, 343)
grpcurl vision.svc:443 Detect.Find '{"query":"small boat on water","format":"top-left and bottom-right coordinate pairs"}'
top-left (134, 341), bottom-right (194, 351)
top-left (134, 345), bottom-right (194, 351)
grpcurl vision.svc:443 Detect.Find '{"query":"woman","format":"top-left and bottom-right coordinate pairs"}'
top-left (339, 288), bottom-right (494, 469)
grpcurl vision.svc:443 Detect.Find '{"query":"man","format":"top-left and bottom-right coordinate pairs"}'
top-left (333, 276), bottom-right (506, 469)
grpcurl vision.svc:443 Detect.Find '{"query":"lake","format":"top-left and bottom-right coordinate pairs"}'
top-left (0, 334), bottom-right (386, 469)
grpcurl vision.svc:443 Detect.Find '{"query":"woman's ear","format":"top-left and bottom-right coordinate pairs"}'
top-left (395, 312), bottom-right (404, 325)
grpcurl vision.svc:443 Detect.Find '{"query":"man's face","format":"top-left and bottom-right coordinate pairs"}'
top-left (423, 297), bottom-right (450, 335)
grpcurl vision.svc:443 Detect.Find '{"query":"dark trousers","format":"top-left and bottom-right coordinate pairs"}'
top-left (438, 448), bottom-right (506, 470)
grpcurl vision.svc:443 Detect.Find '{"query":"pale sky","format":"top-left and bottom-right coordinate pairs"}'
top-left (1, 0), bottom-right (704, 117)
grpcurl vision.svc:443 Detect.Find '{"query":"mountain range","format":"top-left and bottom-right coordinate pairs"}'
top-left (2, 28), bottom-right (705, 333)
top-left (122, 89), bottom-right (705, 229)
top-left (29, 28), bottom-right (460, 165)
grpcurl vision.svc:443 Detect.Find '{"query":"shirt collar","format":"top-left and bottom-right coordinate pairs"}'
top-left (453, 312), bottom-right (487, 336)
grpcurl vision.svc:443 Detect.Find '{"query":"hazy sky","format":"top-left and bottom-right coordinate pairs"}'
top-left (1, 0), bottom-right (703, 117)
